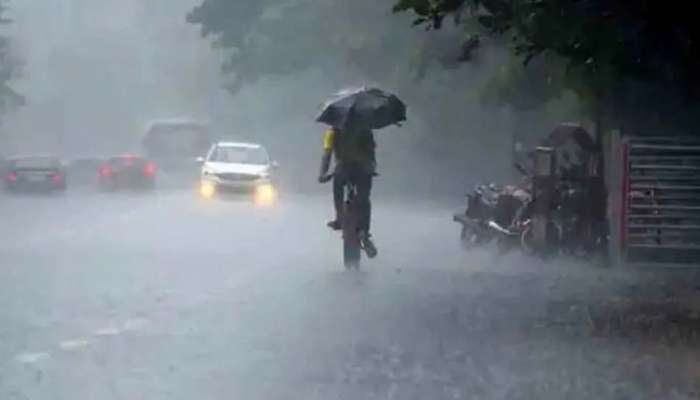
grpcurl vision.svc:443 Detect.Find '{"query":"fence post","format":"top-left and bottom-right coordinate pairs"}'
top-left (532, 146), bottom-right (555, 255)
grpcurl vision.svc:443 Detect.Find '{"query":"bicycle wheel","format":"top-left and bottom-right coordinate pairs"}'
top-left (342, 202), bottom-right (362, 269)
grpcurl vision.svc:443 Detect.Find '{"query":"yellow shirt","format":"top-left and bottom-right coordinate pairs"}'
top-left (322, 127), bottom-right (376, 171)
top-left (323, 128), bottom-right (335, 152)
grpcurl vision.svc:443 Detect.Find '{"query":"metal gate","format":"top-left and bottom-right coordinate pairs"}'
top-left (621, 137), bottom-right (700, 265)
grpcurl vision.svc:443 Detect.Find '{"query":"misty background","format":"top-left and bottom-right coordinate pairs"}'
top-left (0, 0), bottom-right (584, 197)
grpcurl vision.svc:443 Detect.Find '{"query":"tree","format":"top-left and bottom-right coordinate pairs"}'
top-left (187, 0), bottom-right (430, 93)
top-left (0, 1), bottom-right (23, 115)
top-left (394, 0), bottom-right (700, 136)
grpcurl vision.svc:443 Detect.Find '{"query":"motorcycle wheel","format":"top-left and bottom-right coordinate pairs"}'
top-left (496, 235), bottom-right (515, 254)
top-left (520, 225), bottom-right (536, 256)
top-left (460, 225), bottom-right (480, 250)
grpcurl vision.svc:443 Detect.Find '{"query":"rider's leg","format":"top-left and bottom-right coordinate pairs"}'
top-left (356, 172), bottom-right (377, 258)
top-left (356, 173), bottom-right (373, 233)
top-left (327, 171), bottom-right (345, 230)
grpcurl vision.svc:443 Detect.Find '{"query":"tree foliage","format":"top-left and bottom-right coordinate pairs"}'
top-left (0, 1), bottom-right (23, 115)
top-left (394, 0), bottom-right (700, 131)
top-left (187, 0), bottom-right (416, 93)
top-left (394, 0), bottom-right (694, 85)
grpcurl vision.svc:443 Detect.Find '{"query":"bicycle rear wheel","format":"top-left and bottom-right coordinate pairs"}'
top-left (342, 202), bottom-right (361, 269)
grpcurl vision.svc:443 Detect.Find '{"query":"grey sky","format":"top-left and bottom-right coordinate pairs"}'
top-left (2, 0), bottom-right (226, 155)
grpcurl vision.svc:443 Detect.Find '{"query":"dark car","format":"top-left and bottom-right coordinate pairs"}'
top-left (4, 155), bottom-right (67, 193)
top-left (98, 154), bottom-right (157, 191)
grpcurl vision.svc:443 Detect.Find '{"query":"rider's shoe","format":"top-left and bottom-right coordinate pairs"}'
top-left (359, 231), bottom-right (378, 258)
top-left (327, 219), bottom-right (342, 231)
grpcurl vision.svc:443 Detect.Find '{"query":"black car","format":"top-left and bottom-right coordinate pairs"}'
top-left (4, 155), bottom-right (67, 193)
top-left (98, 154), bottom-right (157, 191)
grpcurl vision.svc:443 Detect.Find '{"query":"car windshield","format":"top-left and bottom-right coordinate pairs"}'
top-left (209, 146), bottom-right (269, 165)
top-left (12, 157), bottom-right (60, 169)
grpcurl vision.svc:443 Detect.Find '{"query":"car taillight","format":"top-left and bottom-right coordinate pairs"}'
top-left (143, 162), bottom-right (157, 177)
top-left (51, 173), bottom-right (64, 184)
top-left (99, 165), bottom-right (113, 177)
top-left (5, 171), bottom-right (17, 182)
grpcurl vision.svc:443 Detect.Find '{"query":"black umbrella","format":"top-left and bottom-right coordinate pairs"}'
top-left (316, 87), bottom-right (407, 131)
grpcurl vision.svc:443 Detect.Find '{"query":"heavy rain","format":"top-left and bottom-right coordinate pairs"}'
top-left (1, 1), bottom-right (700, 399)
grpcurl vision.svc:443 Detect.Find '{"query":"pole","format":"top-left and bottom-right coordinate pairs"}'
top-left (532, 146), bottom-right (555, 255)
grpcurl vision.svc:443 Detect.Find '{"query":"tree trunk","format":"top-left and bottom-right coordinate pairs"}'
top-left (511, 110), bottom-right (538, 177)
top-left (593, 88), bottom-right (611, 264)
top-left (593, 88), bottom-right (605, 151)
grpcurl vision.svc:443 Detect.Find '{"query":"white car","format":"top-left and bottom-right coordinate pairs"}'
top-left (198, 142), bottom-right (278, 203)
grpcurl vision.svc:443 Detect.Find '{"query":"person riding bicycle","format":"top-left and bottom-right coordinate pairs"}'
top-left (318, 125), bottom-right (378, 258)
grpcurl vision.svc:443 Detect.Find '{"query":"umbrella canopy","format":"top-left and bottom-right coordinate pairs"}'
top-left (316, 87), bottom-right (406, 131)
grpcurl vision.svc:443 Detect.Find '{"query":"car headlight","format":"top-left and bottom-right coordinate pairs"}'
top-left (200, 180), bottom-right (216, 199)
top-left (254, 182), bottom-right (276, 206)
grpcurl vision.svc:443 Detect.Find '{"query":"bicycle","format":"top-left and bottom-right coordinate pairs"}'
top-left (320, 173), bottom-right (373, 269)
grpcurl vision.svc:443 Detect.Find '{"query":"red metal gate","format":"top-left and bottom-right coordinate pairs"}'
top-left (620, 136), bottom-right (700, 265)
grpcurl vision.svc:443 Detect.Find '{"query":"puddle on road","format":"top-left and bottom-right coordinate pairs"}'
top-left (58, 338), bottom-right (91, 351)
top-left (14, 352), bottom-right (51, 364)
top-left (123, 318), bottom-right (150, 332)
top-left (94, 326), bottom-right (122, 337)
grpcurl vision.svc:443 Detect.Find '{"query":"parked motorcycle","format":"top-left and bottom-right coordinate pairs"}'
top-left (453, 183), bottom-right (502, 249)
top-left (513, 180), bottom-right (599, 258)
top-left (455, 164), bottom-right (532, 253)
top-left (495, 181), bottom-right (584, 257)
top-left (488, 185), bottom-right (533, 254)
top-left (453, 164), bottom-right (533, 252)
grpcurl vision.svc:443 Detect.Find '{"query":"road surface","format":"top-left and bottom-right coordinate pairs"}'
top-left (0, 189), bottom-right (698, 399)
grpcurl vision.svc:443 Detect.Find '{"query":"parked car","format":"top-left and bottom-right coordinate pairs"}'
top-left (3, 155), bottom-right (67, 193)
top-left (98, 154), bottom-right (157, 191)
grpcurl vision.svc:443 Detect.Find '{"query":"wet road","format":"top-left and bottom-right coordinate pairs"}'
top-left (1, 189), bottom-right (698, 399)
